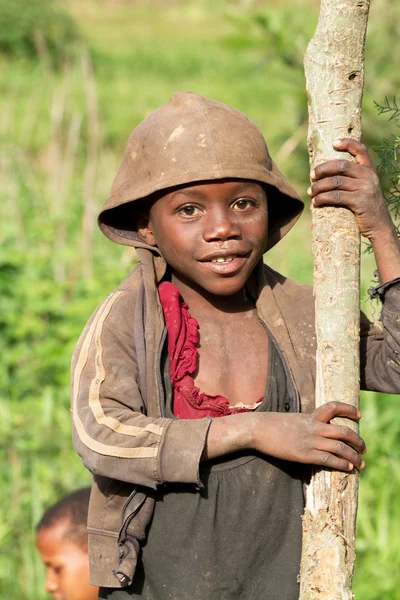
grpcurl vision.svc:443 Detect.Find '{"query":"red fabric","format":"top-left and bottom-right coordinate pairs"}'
top-left (158, 281), bottom-right (261, 419)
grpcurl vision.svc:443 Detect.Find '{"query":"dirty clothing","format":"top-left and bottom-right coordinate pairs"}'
top-left (99, 334), bottom-right (304, 600)
top-left (70, 92), bottom-right (400, 591)
top-left (71, 254), bottom-right (400, 589)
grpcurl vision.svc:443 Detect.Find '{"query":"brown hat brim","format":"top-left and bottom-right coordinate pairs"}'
top-left (98, 91), bottom-right (304, 253)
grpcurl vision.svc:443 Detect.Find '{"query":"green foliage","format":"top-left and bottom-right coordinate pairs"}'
top-left (0, 1), bottom-right (399, 598)
top-left (0, 0), bottom-right (81, 66)
top-left (353, 393), bottom-right (400, 599)
top-left (372, 97), bottom-right (400, 239)
top-left (375, 96), bottom-right (400, 122)
top-left (223, 6), bottom-right (314, 70)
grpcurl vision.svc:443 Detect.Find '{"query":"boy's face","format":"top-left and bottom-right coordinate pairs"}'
top-left (35, 519), bottom-right (98, 600)
top-left (140, 179), bottom-right (268, 298)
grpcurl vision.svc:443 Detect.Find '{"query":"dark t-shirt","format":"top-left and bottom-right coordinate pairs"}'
top-left (100, 334), bottom-right (305, 600)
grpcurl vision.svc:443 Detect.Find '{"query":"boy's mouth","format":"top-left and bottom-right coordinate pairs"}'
top-left (199, 251), bottom-right (250, 275)
top-left (210, 255), bottom-right (236, 263)
top-left (199, 250), bottom-right (250, 263)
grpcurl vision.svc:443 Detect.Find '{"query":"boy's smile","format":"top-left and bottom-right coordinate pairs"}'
top-left (139, 179), bottom-right (269, 302)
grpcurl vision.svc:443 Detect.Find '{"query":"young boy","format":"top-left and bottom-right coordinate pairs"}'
top-left (35, 488), bottom-right (99, 600)
top-left (71, 91), bottom-right (400, 599)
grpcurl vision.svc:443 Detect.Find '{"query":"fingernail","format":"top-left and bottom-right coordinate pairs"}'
top-left (310, 169), bottom-right (316, 179)
top-left (348, 463), bottom-right (354, 471)
top-left (357, 410), bottom-right (362, 418)
top-left (333, 138), bottom-right (343, 146)
top-left (307, 186), bottom-right (312, 196)
top-left (360, 460), bottom-right (365, 469)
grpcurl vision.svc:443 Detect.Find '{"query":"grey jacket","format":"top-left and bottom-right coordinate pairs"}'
top-left (71, 247), bottom-right (400, 587)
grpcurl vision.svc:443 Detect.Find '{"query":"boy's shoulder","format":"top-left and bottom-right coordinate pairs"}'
top-left (260, 263), bottom-right (316, 350)
top-left (114, 261), bottom-right (144, 295)
top-left (72, 262), bottom-right (150, 368)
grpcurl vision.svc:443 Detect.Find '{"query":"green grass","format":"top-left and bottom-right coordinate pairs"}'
top-left (354, 392), bottom-right (400, 599)
top-left (0, 0), bottom-right (399, 598)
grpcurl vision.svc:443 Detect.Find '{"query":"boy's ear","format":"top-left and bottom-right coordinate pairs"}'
top-left (137, 215), bottom-right (157, 247)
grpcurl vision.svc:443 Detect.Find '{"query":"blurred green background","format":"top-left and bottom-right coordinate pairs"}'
top-left (0, 0), bottom-right (399, 598)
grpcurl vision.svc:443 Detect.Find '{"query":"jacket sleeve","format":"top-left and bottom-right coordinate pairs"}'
top-left (71, 290), bottom-right (211, 490)
top-left (360, 284), bottom-right (400, 393)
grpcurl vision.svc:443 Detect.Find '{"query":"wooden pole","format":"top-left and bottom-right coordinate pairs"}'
top-left (299, 1), bottom-right (371, 598)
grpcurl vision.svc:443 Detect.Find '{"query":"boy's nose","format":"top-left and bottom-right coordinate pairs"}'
top-left (45, 570), bottom-right (58, 594)
top-left (203, 210), bottom-right (241, 242)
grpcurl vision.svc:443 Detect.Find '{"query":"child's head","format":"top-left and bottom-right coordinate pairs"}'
top-left (35, 488), bottom-right (98, 600)
top-left (98, 92), bottom-right (304, 294)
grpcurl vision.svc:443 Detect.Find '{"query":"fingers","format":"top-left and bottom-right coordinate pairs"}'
top-left (308, 139), bottom-right (375, 188)
top-left (309, 168), bottom-right (367, 195)
top-left (312, 401), bottom-right (361, 424)
top-left (332, 138), bottom-right (374, 168)
top-left (319, 421), bottom-right (366, 453)
top-left (311, 433), bottom-right (365, 471)
top-left (308, 175), bottom-right (361, 208)
top-left (309, 448), bottom-right (364, 472)
top-left (307, 139), bottom-right (381, 218)
top-left (308, 184), bottom-right (372, 212)
top-left (301, 422), bottom-right (366, 471)
top-left (310, 159), bottom-right (368, 185)
top-left (307, 402), bottom-right (366, 472)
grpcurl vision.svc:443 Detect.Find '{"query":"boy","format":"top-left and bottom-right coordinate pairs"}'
top-left (35, 488), bottom-right (99, 600)
top-left (71, 91), bottom-right (400, 599)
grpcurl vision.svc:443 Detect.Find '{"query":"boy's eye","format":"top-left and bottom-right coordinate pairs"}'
top-left (232, 198), bottom-right (256, 211)
top-left (178, 205), bottom-right (202, 217)
top-left (52, 565), bottom-right (63, 575)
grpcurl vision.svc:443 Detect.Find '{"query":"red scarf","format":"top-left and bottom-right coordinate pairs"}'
top-left (158, 281), bottom-right (262, 419)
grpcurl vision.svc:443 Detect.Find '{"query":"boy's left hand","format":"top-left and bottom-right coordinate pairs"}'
top-left (307, 138), bottom-right (391, 242)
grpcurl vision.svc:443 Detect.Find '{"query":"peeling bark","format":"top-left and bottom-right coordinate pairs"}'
top-left (299, 1), bottom-right (371, 598)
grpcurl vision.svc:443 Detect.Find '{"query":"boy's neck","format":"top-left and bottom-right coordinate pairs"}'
top-left (171, 273), bottom-right (254, 316)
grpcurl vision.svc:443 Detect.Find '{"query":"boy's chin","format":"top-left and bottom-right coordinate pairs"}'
top-left (172, 265), bottom-right (258, 299)
top-left (195, 275), bottom-right (251, 298)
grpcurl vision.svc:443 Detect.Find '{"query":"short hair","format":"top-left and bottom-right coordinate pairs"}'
top-left (36, 487), bottom-right (91, 550)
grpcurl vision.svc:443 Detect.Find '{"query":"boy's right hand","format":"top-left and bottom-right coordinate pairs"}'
top-left (251, 401), bottom-right (365, 471)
